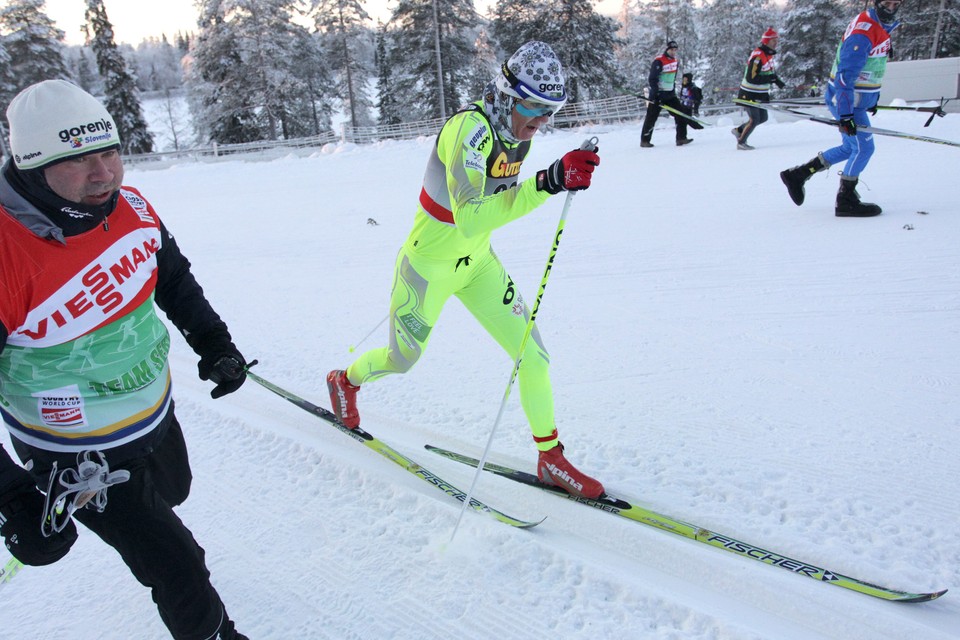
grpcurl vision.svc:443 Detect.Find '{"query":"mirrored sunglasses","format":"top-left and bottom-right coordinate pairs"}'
top-left (515, 99), bottom-right (558, 118)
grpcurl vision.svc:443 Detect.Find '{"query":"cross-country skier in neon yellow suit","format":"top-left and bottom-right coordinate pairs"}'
top-left (327, 41), bottom-right (604, 499)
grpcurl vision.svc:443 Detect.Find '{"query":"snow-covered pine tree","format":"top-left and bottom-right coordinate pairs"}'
top-left (0, 39), bottom-right (16, 114)
top-left (491, 0), bottom-right (622, 102)
top-left (386, 0), bottom-right (479, 120)
top-left (0, 41), bottom-right (13, 158)
top-left (225, 0), bottom-right (331, 139)
top-left (374, 21), bottom-right (403, 125)
top-left (928, 0), bottom-right (960, 58)
top-left (698, 0), bottom-right (779, 104)
top-left (313, 0), bottom-right (375, 129)
top-left (83, 0), bottom-right (154, 155)
top-left (463, 26), bottom-right (503, 98)
top-left (778, 0), bottom-right (846, 97)
top-left (73, 48), bottom-right (101, 94)
top-left (617, 0), bottom-right (666, 94)
top-left (545, 0), bottom-right (624, 101)
top-left (134, 36), bottom-right (184, 93)
top-left (188, 1), bottom-right (259, 145)
top-left (0, 0), bottom-right (71, 113)
top-left (491, 0), bottom-right (550, 54)
top-left (649, 0), bottom-right (701, 80)
top-left (894, 0), bottom-right (960, 59)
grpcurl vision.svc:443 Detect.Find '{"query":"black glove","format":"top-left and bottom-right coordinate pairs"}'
top-left (867, 104), bottom-right (878, 116)
top-left (0, 480), bottom-right (77, 566)
top-left (197, 333), bottom-right (248, 398)
top-left (648, 91), bottom-right (660, 105)
top-left (774, 77), bottom-right (786, 89)
top-left (536, 147), bottom-right (600, 195)
top-left (838, 115), bottom-right (857, 136)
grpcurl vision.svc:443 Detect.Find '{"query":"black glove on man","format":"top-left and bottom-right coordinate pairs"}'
top-left (195, 331), bottom-right (248, 399)
top-left (838, 115), bottom-right (857, 136)
top-left (774, 77), bottom-right (786, 89)
top-left (0, 478), bottom-right (77, 566)
top-left (537, 146), bottom-right (601, 195)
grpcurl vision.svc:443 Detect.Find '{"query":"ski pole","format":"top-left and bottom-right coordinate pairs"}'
top-left (0, 555), bottom-right (24, 591)
top-left (450, 136), bottom-right (599, 542)
top-left (349, 314), bottom-right (389, 353)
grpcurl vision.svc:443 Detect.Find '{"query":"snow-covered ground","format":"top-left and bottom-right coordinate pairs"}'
top-left (2, 106), bottom-right (959, 639)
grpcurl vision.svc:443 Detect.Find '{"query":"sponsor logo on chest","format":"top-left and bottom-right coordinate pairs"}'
top-left (12, 228), bottom-right (161, 347)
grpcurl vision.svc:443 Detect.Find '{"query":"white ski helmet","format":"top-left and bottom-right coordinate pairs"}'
top-left (486, 41), bottom-right (567, 143)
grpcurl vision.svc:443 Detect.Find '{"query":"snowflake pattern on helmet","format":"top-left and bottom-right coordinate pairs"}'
top-left (487, 41), bottom-right (566, 143)
top-left (508, 41), bottom-right (564, 100)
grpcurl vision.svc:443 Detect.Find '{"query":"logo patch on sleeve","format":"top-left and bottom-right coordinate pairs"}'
top-left (466, 122), bottom-right (491, 151)
top-left (465, 149), bottom-right (485, 173)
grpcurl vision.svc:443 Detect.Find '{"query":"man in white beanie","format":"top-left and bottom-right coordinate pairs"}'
top-left (0, 80), bottom-right (249, 639)
top-left (326, 41), bottom-right (606, 500)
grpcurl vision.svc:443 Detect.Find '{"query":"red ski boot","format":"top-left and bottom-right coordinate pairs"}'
top-left (326, 370), bottom-right (360, 428)
top-left (537, 443), bottom-right (604, 499)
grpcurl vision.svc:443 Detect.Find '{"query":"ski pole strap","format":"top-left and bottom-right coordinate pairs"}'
top-left (41, 450), bottom-right (131, 537)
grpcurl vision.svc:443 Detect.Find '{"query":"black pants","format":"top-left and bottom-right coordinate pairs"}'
top-left (735, 89), bottom-right (769, 142)
top-left (20, 410), bottom-right (244, 639)
top-left (641, 93), bottom-right (688, 142)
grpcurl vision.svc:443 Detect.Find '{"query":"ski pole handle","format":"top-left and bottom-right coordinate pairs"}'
top-left (580, 135), bottom-right (599, 151)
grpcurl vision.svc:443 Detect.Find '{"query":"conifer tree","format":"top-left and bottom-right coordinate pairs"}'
top-left (201, 0), bottom-right (331, 140)
top-left (84, 0), bottom-right (154, 154)
top-left (894, 0), bottom-right (960, 59)
top-left (698, 0), bottom-right (778, 103)
top-left (491, 0), bottom-right (622, 102)
top-left (386, 0), bottom-right (479, 120)
top-left (648, 0), bottom-right (700, 76)
top-left (778, 0), bottom-right (846, 97)
top-left (617, 0), bottom-right (667, 93)
top-left (313, 0), bottom-right (374, 129)
top-left (463, 27), bottom-right (502, 97)
top-left (375, 22), bottom-right (403, 125)
top-left (188, 0), bottom-right (259, 144)
top-left (74, 48), bottom-right (101, 93)
top-left (0, 0), bottom-right (70, 113)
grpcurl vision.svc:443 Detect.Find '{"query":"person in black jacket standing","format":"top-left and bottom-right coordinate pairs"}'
top-left (641, 41), bottom-right (700, 147)
top-left (0, 80), bottom-right (249, 639)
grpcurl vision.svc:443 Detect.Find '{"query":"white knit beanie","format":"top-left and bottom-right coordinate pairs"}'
top-left (6, 79), bottom-right (120, 170)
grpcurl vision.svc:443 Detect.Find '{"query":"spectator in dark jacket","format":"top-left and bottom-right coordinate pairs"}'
top-left (679, 72), bottom-right (703, 118)
top-left (640, 41), bottom-right (702, 147)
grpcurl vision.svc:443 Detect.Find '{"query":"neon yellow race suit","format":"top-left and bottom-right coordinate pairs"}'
top-left (347, 102), bottom-right (562, 449)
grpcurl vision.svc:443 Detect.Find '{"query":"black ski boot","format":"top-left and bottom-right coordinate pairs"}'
top-left (780, 155), bottom-right (828, 206)
top-left (835, 177), bottom-right (881, 217)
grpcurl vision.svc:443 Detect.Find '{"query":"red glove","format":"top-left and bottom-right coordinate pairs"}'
top-left (537, 147), bottom-right (600, 194)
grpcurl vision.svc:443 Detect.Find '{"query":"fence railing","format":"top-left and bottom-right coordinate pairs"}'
top-left (122, 96), bottom-right (741, 165)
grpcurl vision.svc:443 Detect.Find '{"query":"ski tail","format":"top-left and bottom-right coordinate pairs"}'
top-left (246, 371), bottom-right (543, 528)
